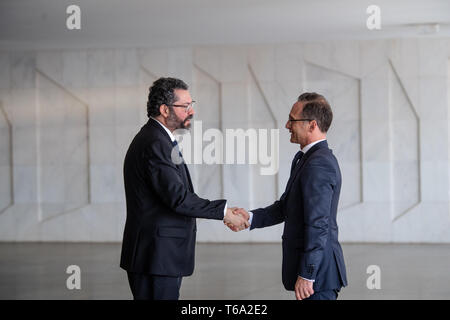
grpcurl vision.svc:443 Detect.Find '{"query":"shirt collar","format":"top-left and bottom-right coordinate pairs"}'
top-left (150, 117), bottom-right (176, 142)
top-left (301, 138), bottom-right (326, 154)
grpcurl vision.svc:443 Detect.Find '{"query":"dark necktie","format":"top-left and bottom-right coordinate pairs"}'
top-left (280, 150), bottom-right (304, 203)
top-left (171, 140), bottom-right (183, 159)
top-left (290, 150), bottom-right (304, 175)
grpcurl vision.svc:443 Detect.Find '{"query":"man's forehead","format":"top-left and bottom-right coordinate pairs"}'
top-left (291, 101), bottom-right (303, 115)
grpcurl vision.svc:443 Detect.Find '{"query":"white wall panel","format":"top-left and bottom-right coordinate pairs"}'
top-left (0, 38), bottom-right (449, 242)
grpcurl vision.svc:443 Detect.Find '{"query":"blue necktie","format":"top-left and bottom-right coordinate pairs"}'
top-left (171, 140), bottom-right (183, 158)
top-left (171, 140), bottom-right (184, 167)
top-left (280, 150), bottom-right (304, 203)
top-left (290, 150), bottom-right (304, 175)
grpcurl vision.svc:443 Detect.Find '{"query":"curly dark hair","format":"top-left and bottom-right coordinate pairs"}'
top-left (298, 92), bottom-right (333, 133)
top-left (147, 77), bottom-right (189, 118)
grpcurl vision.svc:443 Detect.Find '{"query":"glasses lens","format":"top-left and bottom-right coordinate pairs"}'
top-left (187, 101), bottom-right (195, 112)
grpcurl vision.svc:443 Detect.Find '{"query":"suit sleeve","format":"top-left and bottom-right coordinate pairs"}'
top-left (144, 140), bottom-right (225, 220)
top-left (250, 199), bottom-right (285, 230)
top-left (298, 158), bottom-right (336, 280)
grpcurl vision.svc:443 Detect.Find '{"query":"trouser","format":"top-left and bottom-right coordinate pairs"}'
top-left (127, 272), bottom-right (183, 300)
top-left (304, 288), bottom-right (340, 300)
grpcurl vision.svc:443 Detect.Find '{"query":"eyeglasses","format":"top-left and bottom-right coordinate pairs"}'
top-left (167, 101), bottom-right (196, 113)
top-left (288, 118), bottom-right (314, 122)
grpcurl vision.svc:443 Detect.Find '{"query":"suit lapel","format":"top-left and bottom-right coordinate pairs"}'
top-left (284, 140), bottom-right (328, 195)
top-left (172, 142), bottom-right (193, 192)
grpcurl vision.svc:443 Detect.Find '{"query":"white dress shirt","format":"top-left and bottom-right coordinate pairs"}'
top-left (150, 117), bottom-right (227, 217)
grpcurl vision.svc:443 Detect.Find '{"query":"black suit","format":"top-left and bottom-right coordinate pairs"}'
top-left (250, 140), bottom-right (347, 298)
top-left (120, 118), bottom-right (226, 299)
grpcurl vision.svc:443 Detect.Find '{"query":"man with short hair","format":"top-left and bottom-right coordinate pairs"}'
top-left (232, 92), bottom-right (348, 300)
top-left (120, 77), bottom-right (248, 300)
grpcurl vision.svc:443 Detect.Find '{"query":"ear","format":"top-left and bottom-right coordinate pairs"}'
top-left (309, 120), bottom-right (317, 132)
top-left (159, 104), bottom-right (169, 117)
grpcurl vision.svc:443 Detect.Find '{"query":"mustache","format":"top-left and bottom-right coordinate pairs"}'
top-left (184, 115), bottom-right (193, 122)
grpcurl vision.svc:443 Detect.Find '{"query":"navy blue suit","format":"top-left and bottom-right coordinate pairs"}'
top-left (120, 119), bottom-right (226, 299)
top-left (251, 140), bottom-right (347, 296)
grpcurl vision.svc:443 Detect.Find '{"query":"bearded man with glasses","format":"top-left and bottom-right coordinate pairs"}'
top-left (120, 77), bottom-right (249, 300)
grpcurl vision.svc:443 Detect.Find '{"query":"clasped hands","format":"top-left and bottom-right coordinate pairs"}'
top-left (223, 207), bottom-right (250, 232)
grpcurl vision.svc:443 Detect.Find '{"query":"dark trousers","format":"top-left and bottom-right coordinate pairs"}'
top-left (127, 272), bottom-right (183, 300)
top-left (304, 289), bottom-right (339, 300)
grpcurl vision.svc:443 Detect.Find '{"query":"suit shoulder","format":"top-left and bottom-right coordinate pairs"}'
top-left (137, 124), bottom-right (169, 147)
top-left (304, 149), bottom-right (338, 177)
top-left (306, 148), bottom-right (336, 168)
top-left (127, 126), bottom-right (170, 161)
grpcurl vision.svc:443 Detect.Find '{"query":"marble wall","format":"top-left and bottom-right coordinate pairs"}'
top-left (0, 39), bottom-right (450, 243)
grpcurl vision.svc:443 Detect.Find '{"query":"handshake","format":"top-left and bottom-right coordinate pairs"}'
top-left (223, 207), bottom-right (250, 232)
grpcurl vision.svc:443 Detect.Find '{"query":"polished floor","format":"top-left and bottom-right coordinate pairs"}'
top-left (0, 242), bottom-right (449, 299)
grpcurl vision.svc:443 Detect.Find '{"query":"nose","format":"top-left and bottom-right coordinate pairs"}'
top-left (285, 120), bottom-right (290, 130)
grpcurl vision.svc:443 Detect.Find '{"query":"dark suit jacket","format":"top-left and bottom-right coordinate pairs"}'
top-left (251, 140), bottom-right (348, 292)
top-left (120, 118), bottom-right (226, 276)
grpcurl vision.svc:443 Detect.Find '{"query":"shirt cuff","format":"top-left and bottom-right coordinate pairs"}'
top-left (223, 202), bottom-right (227, 218)
top-left (300, 276), bottom-right (315, 282)
top-left (248, 211), bottom-right (254, 228)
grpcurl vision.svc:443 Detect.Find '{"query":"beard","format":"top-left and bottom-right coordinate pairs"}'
top-left (179, 114), bottom-right (193, 129)
top-left (167, 108), bottom-right (193, 130)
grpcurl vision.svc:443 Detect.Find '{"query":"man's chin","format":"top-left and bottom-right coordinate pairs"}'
top-left (182, 119), bottom-right (192, 129)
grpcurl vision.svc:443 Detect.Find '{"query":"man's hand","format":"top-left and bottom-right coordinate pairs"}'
top-left (295, 276), bottom-right (314, 300)
top-left (224, 207), bottom-right (249, 232)
top-left (232, 207), bottom-right (250, 221)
